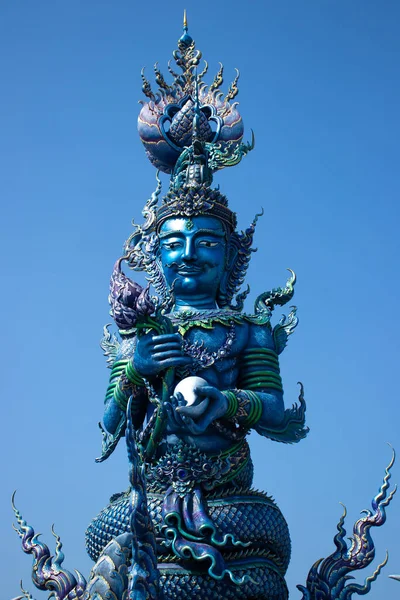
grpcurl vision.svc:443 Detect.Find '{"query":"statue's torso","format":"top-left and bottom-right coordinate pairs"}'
top-left (143, 313), bottom-right (274, 452)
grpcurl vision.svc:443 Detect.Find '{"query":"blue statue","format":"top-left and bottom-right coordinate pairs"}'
top-left (12, 14), bottom-right (396, 600)
top-left (85, 17), bottom-right (307, 598)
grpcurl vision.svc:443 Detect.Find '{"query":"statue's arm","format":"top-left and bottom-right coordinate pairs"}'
top-left (104, 330), bottom-right (192, 435)
top-left (246, 323), bottom-right (285, 430)
top-left (225, 322), bottom-right (285, 431)
top-left (103, 336), bottom-right (148, 435)
top-left (221, 322), bottom-right (307, 443)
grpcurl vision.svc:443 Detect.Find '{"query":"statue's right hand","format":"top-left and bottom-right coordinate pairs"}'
top-left (133, 332), bottom-right (192, 378)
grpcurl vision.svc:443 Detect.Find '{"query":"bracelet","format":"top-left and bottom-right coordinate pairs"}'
top-left (221, 389), bottom-right (263, 429)
top-left (240, 390), bottom-right (263, 428)
top-left (113, 373), bottom-right (146, 414)
top-left (222, 390), bottom-right (239, 419)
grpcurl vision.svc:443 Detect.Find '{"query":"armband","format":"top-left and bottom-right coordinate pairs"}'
top-left (125, 360), bottom-right (145, 386)
top-left (239, 347), bottom-right (283, 392)
top-left (104, 359), bottom-right (145, 412)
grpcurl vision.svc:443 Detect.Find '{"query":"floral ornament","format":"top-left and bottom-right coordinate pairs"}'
top-left (108, 256), bottom-right (175, 462)
top-left (108, 257), bottom-right (156, 332)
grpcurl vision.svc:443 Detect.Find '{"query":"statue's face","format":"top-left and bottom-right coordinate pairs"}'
top-left (158, 216), bottom-right (227, 302)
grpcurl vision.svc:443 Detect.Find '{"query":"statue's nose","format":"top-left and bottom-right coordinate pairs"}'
top-left (182, 239), bottom-right (197, 261)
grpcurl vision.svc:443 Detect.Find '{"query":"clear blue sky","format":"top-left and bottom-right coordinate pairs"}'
top-left (1, 1), bottom-right (399, 598)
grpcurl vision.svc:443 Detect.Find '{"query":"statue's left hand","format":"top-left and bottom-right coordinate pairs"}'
top-left (175, 386), bottom-right (228, 434)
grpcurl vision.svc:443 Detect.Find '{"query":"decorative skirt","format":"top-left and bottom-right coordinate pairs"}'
top-left (86, 441), bottom-right (290, 600)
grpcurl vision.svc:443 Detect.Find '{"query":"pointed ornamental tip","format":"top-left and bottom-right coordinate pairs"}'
top-left (180, 9), bottom-right (192, 46)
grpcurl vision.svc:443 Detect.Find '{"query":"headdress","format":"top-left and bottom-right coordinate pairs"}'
top-left (125, 14), bottom-right (259, 311)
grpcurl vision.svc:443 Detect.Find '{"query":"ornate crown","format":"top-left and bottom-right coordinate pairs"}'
top-left (138, 10), bottom-right (252, 177)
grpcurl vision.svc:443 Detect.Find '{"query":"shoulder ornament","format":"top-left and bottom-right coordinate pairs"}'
top-left (254, 269), bottom-right (298, 354)
top-left (272, 307), bottom-right (298, 355)
top-left (100, 324), bottom-right (120, 368)
top-left (254, 269), bottom-right (296, 315)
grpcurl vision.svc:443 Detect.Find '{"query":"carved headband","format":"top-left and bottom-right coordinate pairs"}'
top-left (156, 185), bottom-right (238, 232)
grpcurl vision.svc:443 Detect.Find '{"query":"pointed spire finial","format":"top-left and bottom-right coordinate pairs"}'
top-left (192, 69), bottom-right (200, 143)
top-left (178, 8), bottom-right (192, 47)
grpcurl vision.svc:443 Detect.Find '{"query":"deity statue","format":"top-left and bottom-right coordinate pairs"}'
top-left (12, 15), bottom-right (396, 600)
top-left (86, 18), bottom-right (308, 600)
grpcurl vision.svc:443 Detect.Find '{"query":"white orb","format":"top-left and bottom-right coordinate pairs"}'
top-left (173, 376), bottom-right (208, 406)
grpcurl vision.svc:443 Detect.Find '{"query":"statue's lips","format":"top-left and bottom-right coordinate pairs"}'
top-left (176, 266), bottom-right (203, 275)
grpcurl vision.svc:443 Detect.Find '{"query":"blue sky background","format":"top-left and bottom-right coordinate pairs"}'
top-left (1, 1), bottom-right (399, 598)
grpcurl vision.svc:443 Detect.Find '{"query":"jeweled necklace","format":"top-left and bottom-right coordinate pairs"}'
top-left (181, 322), bottom-right (236, 373)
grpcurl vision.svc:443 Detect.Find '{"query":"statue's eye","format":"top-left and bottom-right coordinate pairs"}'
top-left (163, 241), bottom-right (182, 250)
top-left (197, 240), bottom-right (219, 248)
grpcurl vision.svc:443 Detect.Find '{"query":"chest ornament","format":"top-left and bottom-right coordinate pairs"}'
top-left (168, 308), bottom-right (271, 336)
top-left (181, 322), bottom-right (236, 373)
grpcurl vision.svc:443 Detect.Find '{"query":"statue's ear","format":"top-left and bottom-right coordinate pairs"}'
top-left (217, 217), bottom-right (260, 309)
top-left (225, 240), bottom-right (237, 270)
top-left (218, 235), bottom-right (241, 308)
